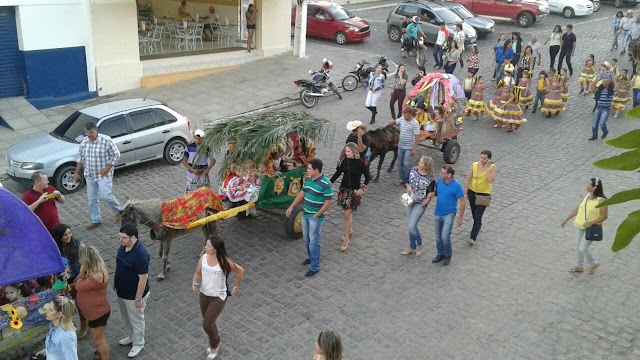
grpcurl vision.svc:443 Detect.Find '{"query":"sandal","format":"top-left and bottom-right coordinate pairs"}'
top-left (340, 236), bottom-right (350, 252)
top-left (395, 181), bottom-right (404, 186)
top-left (401, 249), bottom-right (416, 255)
top-left (588, 263), bottom-right (599, 275)
top-left (415, 247), bottom-right (425, 256)
top-left (77, 328), bottom-right (89, 340)
top-left (568, 267), bottom-right (584, 273)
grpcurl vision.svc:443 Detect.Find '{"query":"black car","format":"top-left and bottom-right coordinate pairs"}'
top-left (601, 0), bottom-right (636, 8)
top-left (435, 1), bottom-right (495, 38)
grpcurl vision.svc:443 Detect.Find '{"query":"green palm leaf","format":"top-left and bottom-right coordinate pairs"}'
top-left (612, 210), bottom-right (640, 252)
top-left (598, 189), bottom-right (640, 208)
top-left (592, 149), bottom-right (640, 171)
top-left (603, 129), bottom-right (640, 149)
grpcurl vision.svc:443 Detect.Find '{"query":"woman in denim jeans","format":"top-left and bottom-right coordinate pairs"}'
top-left (401, 156), bottom-right (435, 256)
top-left (612, 11), bottom-right (624, 51)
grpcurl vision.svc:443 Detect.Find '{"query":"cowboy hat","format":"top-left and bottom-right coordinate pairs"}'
top-left (346, 120), bottom-right (363, 131)
top-left (602, 61), bottom-right (611, 68)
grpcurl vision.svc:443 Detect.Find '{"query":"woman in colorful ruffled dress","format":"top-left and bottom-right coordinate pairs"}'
top-left (579, 54), bottom-right (596, 94)
top-left (465, 76), bottom-right (486, 120)
top-left (517, 70), bottom-right (533, 110)
top-left (559, 68), bottom-right (570, 105)
top-left (613, 69), bottom-right (631, 118)
top-left (489, 83), bottom-right (511, 128)
top-left (494, 86), bottom-right (527, 132)
top-left (540, 75), bottom-right (565, 118)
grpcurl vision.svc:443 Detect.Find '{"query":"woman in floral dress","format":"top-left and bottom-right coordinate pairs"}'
top-left (465, 76), bottom-right (486, 120)
top-left (540, 75), bottom-right (565, 118)
top-left (613, 69), bottom-right (631, 118)
top-left (579, 54), bottom-right (596, 94)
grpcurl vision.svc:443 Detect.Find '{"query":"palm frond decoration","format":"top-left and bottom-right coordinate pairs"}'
top-left (200, 111), bottom-right (335, 178)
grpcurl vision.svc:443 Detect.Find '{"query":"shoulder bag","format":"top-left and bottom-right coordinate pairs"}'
top-left (584, 196), bottom-right (603, 241)
top-left (473, 164), bottom-right (491, 207)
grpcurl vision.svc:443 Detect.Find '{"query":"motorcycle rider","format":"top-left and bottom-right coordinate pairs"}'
top-left (402, 16), bottom-right (427, 58)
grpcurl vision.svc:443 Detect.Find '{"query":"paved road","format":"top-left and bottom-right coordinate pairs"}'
top-left (3, 3), bottom-right (640, 359)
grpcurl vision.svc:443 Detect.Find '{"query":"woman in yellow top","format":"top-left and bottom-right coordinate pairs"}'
top-left (463, 150), bottom-right (496, 245)
top-left (631, 66), bottom-right (640, 107)
top-left (561, 178), bottom-right (608, 274)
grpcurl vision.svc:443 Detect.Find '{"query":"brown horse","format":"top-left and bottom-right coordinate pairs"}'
top-left (629, 38), bottom-right (640, 77)
top-left (366, 127), bottom-right (399, 181)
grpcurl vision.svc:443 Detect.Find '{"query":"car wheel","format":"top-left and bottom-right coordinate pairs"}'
top-left (284, 203), bottom-right (304, 239)
top-left (164, 138), bottom-right (187, 165)
top-left (563, 7), bottom-right (575, 18)
top-left (517, 12), bottom-right (533, 28)
top-left (593, 1), bottom-right (600, 11)
top-left (442, 139), bottom-right (460, 164)
top-left (388, 26), bottom-right (401, 42)
top-left (54, 164), bottom-right (82, 194)
top-left (335, 32), bottom-right (347, 45)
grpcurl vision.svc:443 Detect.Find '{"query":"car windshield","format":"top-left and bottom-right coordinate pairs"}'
top-left (50, 111), bottom-right (100, 143)
top-left (434, 9), bottom-right (462, 24)
top-left (327, 6), bottom-right (354, 20)
top-left (452, 5), bottom-right (474, 19)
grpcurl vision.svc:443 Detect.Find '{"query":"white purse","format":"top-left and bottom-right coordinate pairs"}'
top-left (400, 193), bottom-right (414, 208)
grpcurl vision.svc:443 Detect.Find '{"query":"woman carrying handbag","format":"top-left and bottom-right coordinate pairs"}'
top-left (463, 150), bottom-right (496, 245)
top-left (561, 178), bottom-right (608, 275)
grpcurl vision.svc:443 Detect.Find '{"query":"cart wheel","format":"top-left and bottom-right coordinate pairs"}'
top-left (442, 139), bottom-right (460, 164)
top-left (284, 204), bottom-right (304, 239)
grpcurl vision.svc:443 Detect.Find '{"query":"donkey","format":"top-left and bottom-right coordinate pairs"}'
top-left (120, 199), bottom-right (218, 279)
top-left (366, 127), bottom-right (399, 181)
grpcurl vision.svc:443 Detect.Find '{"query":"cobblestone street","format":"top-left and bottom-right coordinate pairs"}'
top-left (2, 3), bottom-right (640, 359)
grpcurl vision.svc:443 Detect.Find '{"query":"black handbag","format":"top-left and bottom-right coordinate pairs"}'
top-left (584, 196), bottom-right (603, 241)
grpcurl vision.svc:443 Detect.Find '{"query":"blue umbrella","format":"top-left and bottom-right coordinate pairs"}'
top-left (0, 187), bottom-right (64, 286)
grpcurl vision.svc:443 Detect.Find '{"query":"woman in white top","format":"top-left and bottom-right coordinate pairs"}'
top-left (545, 25), bottom-right (562, 70)
top-left (192, 236), bottom-right (244, 360)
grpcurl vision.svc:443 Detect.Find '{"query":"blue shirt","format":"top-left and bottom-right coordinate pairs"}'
top-left (434, 178), bottom-right (464, 216)
top-left (496, 48), bottom-right (514, 64)
top-left (406, 23), bottom-right (421, 38)
top-left (45, 323), bottom-right (78, 360)
top-left (115, 240), bottom-right (150, 300)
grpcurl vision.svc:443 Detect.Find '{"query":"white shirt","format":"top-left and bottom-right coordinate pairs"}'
top-left (436, 30), bottom-right (446, 45)
top-left (548, 32), bottom-right (561, 47)
top-left (527, 41), bottom-right (542, 58)
top-left (454, 30), bottom-right (465, 51)
top-left (199, 255), bottom-right (228, 300)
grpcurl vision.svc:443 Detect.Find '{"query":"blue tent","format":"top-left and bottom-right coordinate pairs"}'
top-left (0, 187), bottom-right (64, 286)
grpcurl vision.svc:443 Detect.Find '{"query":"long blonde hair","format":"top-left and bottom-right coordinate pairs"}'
top-left (345, 142), bottom-right (360, 159)
top-left (51, 296), bottom-right (76, 331)
top-left (317, 330), bottom-right (343, 360)
top-left (419, 156), bottom-right (434, 176)
top-left (80, 245), bottom-right (108, 276)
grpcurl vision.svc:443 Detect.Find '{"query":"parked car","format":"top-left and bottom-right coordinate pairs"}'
top-left (291, 1), bottom-right (370, 45)
top-left (5, 99), bottom-right (193, 194)
top-left (435, 1), bottom-right (495, 37)
top-left (600, 0), bottom-right (636, 8)
top-left (387, 1), bottom-right (477, 45)
top-left (590, 0), bottom-right (601, 11)
top-left (442, 0), bottom-right (549, 28)
top-left (547, 0), bottom-right (594, 17)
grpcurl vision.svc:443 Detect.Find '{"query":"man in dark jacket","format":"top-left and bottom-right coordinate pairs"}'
top-left (587, 78), bottom-right (614, 140)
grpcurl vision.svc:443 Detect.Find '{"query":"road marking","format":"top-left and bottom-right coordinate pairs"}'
top-left (571, 15), bottom-right (610, 27)
top-left (349, 3), bottom-right (396, 12)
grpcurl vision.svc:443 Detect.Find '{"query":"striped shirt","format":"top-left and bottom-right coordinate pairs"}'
top-left (302, 175), bottom-right (333, 221)
top-left (395, 117), bottom-right (420, 150)
top-left (596, 87), bottom-right (614, 108)
top-left (77, 134), bottom-right (120, 180)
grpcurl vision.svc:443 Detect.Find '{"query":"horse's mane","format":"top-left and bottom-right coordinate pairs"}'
top-left (125, 198), bottom-right (163, 224)
top-left (367, 126), bottom-right (399, 137)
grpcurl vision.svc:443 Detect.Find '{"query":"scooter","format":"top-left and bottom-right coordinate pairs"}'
top-left (294, 58), bottom-right (342, 109)
top-left (342, 56), bottom-right (389, 92)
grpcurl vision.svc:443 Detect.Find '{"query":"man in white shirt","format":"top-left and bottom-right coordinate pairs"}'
top-left (527, 34), bottom-right (543, 66)
top-left (433, 24), bottom-right (448, 69)
top-left (620, 10), bottom-right (635, 55)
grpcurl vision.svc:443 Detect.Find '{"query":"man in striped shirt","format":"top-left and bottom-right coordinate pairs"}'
top-left (381, 107), bottom-right (420, 186)
top-left (588, 78), bottom-right (614, 140)
top-left (286, 158), bottom-right (333, 277)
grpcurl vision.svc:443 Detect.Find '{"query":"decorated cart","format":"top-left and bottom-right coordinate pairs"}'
top-left (406, 72), bottom-right (465, 164)
top-left (0, 187), bottom-right (69, 360)
top-left (187, 111), bottom-right (334, 238)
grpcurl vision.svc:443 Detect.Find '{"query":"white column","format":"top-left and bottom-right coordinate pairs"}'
top-left (293, 0), bottom-right (307, 58)
top-left (81, 0), bottom-right (96, 92)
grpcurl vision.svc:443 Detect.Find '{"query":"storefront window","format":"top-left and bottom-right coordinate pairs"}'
top-left (136, 0), bottom-right (247, 58)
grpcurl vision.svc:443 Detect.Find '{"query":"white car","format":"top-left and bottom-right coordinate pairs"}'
top-left (547, 0), bottom-right (593, 18)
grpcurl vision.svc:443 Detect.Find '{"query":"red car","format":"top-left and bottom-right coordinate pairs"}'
top-left (291, 1), bottom-right (370, 45)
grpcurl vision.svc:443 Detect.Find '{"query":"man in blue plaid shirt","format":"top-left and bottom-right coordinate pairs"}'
top-left (74, 121), bottom-right (123, 230)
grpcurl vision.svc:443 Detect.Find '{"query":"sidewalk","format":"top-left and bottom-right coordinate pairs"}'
top-left (0, 44), bottom-right (392, 178)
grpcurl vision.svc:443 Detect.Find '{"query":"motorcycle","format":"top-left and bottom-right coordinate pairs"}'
top-left (294, 58), bottom-right (342, 109)
top-left (341, 56), bottom-right (389, 92)
top-left (402, 36), bottom-right (427, 66)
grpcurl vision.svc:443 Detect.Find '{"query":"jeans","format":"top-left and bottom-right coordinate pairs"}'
top-left (532, 91), bottom-right (546, 112)
top-left (444, 63), bottom-right (457, 74)
top-left (302, 215), bottom-right (323, 271)
top-left (575, 228), bottom-right (597, 268)
top-left (612, 29), bottom-right (620, 49)
top-left (117, 293), bottom-right (149, 346)
top-left (622, 30), bottom-right (631, 52)
top-left (467, 189), bottom-right (488, 241)
top-left (434, 213), bottom-right (456, 257)
top-left (592, 106), bottom-right (610, 139)
top-left (199, 293), bottom-right (226, 349)
top-left (493, 62), bottom-right (502, 83)
top-left (633, 88), bottom-right (640, 107)
top-left (406, 202), bottom-right (427, 250)
top-left (558, 51), bottom-right (573, 76)
top-left (86, 176), bottom-right (122, 224)
top-left (549, 45), bottom-right (560, 69)
top-left (397, 148), bottom-right (412, 184)
top-left (389, 89), bottom-right (406, 119)
top-left (433, 45), bottom-right (443, 67)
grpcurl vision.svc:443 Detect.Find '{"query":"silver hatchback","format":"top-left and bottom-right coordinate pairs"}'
top-left (5, 99), bottom-right (194, 193)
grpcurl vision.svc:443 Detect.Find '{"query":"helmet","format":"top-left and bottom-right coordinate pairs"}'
top-left (322, 60), bottom-right (334, 70)
top-left (411, 16), bottom-right (419, 23)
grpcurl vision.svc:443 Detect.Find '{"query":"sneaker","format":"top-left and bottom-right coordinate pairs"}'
top-left (301, 258), bottom-right (311, 265)
top-left (305, 270), bottom-right (318, 277)
top-left (469, 239), bottom-right (475, 246)
top-left (443, 257), bottom-right (451, 266)
top-left (432, 255), bottom-right (444, 263)
top-left (601, 131), bottom-right (608, 139)
top-left (85, 222), bottom-right (101, 230)
top-left (119, 337), bottom-right (133, 346)
top-left (207, 344), bottom-right (220, 359)
top-left (128, 345), bottom-right (144, 358)
top-left (588, 137), bottom-right (597, 141)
